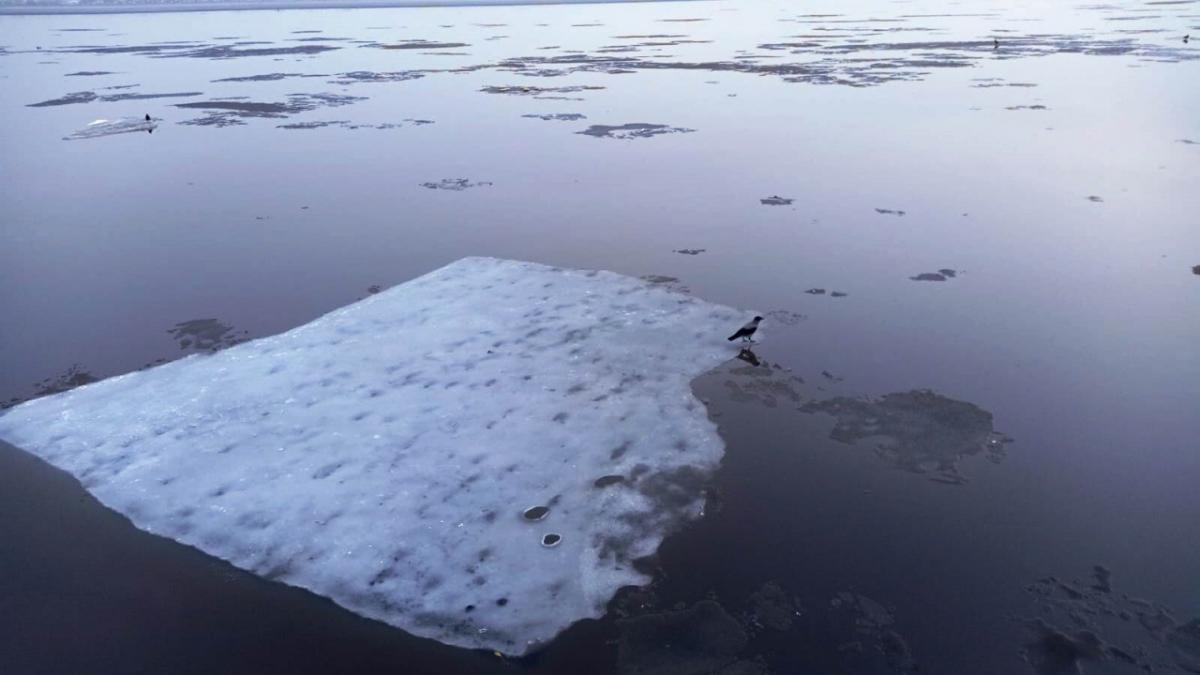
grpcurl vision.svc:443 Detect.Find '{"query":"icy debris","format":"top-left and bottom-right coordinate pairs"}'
top-left (801, 389), bottom-right (1011, 484)
top-left (63, 117), bottom-right (157, 141)
top-left (577, 123), bottom-right (695, 139)
top-left (0, 257), bottom-right (751, 655)
top-left (420, 178), bottom-right (493, 191)
top-left (522, 113), bottom-right (587, 121)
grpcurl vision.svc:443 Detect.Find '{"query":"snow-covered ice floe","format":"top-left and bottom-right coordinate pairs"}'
top-left (0, 257), bottom-right (754, 654)
top-left (64, 117), bottom-right (157, 141)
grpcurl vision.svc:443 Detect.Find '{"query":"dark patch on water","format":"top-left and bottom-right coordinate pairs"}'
top-left (289, 37), bottom-right (355, 44)
top-left (175, 93), bottom-right (364, 124)
top-left (760, 196), bottom-right (794, 206)
top-left (745, 581), bottom-right (802, 632)
top-left (722, 359), bottom-right (804, 408)
top-left (29, 89), bottom-right (201, 106)
top-left (522, 113), bottom-right (587, 121)
top-left (615, 600), bottom-right (758, 675)
top-left (277, 120), bottom-right (406, 131)
top-left (420, 178), bottom-right (492, 191)
top-left (102, 91), bottom-right (202, 101)
top-left (2, 364), bottom-right (98, 409)
top-left (1006, 104), bottom-right (1050, 110)
top-left (174, 44), bottom-right (341, 59)
top-left (874, 208), bottom-right (906, 216)
top-left (179, 113), bottom-right (246, 127)
top-left (54, 42), bottom-right (339, 60)
top-left (27, 91), bottom-right (97, 107)
top-left (481, 84), bottom-right (605, 96)
top-left (1086, 195), bottom-right (1104, 202)
top-left (639, 275), bottom-right (690, 293)
top-left (166, 318), bottom-right (248, 352)
top-left (65, 70), bottom-right (115, 76)
top-left (673, 249), bottom-right (705, 256)
top-left (212, 72), bottom-right (319, 82)
top-left (577, 123), bottom-right (695, 139)
top-left (1022, 567), bottom-right (1200, 673)
top-left (764, 310), bottom-right (805, 325)
top-left (971, 78), bottom-right (1039, 88)
top-left (330, 70), bottom-right (426, 84)
top-left (801, 389), bottom-right (1011, 483)
top-left (1022, 620), bottom-right (1106, 675)
top-left (368, 40), bottom-right (470, 50)
top-left (827, 592), bottom-right (919, 674)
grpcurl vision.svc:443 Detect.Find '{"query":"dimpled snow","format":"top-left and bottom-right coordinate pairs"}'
top-left (0, 257), bottom-right (752, 655)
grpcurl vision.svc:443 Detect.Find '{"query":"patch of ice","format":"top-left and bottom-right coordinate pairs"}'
top-left (0, 257), bottom-right (753, 655)
top-left (64, 116), bottom-right (157, 141)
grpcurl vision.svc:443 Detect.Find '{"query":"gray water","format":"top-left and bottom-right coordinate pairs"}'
top-left (1, 1), bottom-right (1199, 673)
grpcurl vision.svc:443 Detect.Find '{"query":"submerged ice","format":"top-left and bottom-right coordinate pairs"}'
top-left (0, 257), bottom-right (750, 655)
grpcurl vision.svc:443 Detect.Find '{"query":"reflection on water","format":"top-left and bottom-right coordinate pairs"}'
top-left (1, 0), bottom-right (1198, 672)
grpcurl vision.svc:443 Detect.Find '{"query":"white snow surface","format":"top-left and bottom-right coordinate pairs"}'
top-left (64, 117), bottom-right (157, 140)
top-left (0, 257), bottom-right (753, 654)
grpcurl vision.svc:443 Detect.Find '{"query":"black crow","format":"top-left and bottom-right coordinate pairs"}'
top-left (727, 316), bottom-right (763, 342)
top-left (145, 114), bottom-right (151, 121)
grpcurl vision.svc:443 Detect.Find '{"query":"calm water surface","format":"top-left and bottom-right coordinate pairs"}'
top-left (1, 1), bottom-right (1198, 673)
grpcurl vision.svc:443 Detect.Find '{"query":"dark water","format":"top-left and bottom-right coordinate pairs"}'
top-left (1, 1), bottom-right (1199, 673)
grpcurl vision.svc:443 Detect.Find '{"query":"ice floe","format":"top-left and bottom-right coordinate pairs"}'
top-left (63, 116), bottom-right (157, 141)
top-left (0, 257), bottom-right (752, 655)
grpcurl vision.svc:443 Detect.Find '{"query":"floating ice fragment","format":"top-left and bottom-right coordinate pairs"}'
top-left (0, 257), bottom-right (751, 655)
top-left (577, 123), bottom-right (695, 139)
top-left (63, 116), bottom-right (157, 141)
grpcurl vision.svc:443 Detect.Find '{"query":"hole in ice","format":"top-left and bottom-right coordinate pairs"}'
top-left (522, 506), bottom-right (550, 521)
top-left (594, 475), bottom-right (626, 488)
top-left (541, 533), bottom-right (562, 547)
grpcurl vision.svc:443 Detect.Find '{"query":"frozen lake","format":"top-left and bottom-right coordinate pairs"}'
top-left (1, 0), bottom-right (1199, 673)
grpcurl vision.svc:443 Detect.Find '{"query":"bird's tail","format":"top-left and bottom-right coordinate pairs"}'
top-left (727, 334), bottom-right (736, 341)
